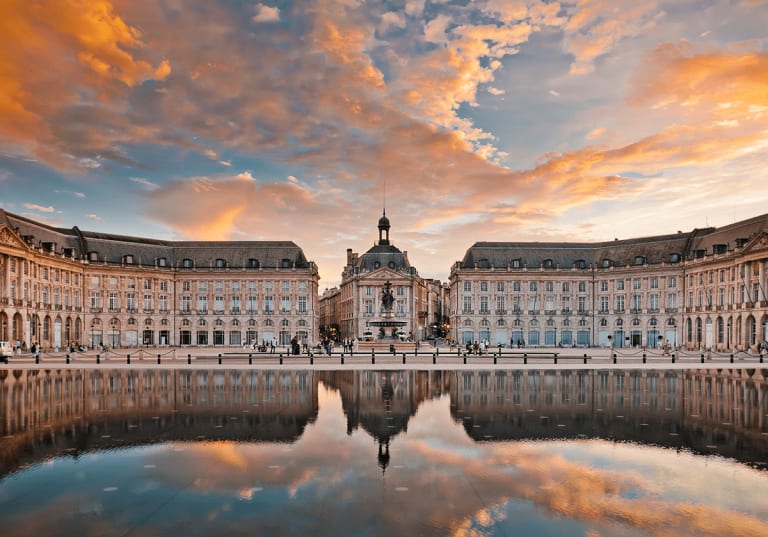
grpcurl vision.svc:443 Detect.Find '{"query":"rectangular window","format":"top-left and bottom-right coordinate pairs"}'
top-left (214, 296), bottom-right (224, 312)
top-left (282, 281), bottom-right (290, 292)
top-left (109, 292), bottom-right (118, 310)
top-left (182, 281), bottom-right (191, 292)
top-left (298, 296), bottom-right (307, 313)
top-left (247, 296), bottom-right (257, 313)
top-left (616, 280), bottom-right (625, 291)
top-left (144, 279), bottom-right (152, 290)
top-left (463, 296), bottom-right (472, 313)
top-left (231, 296), bottom-right (241, 312)
top-left (599, 296), bottom-right (608, 313)
top-left (480, 282), bottom-right (488, 292)
top-left (545, 281), bottom-right (554, 292)
top-left (615, 295), bottom-right (625, 311)
top-left (144, 294), bottom-right (152, 310)
top-left (160, 295), bottom-right (169, 311)
top-left (578, 281), bottom-right (586, 293)
top-left (600, 281), bottom-right (608, 292)
top-left (496, 295), bottom-right (505, 312)
top-left (667, 293), bottom-right (677, 308)
top-left (497, 282), bottom-right (505, 292)
top-left (480, 296), bottom-right (489, 313)
top-left (668, 277), bottom-right (677, 288)
top-left (530, 282), bottom-right (538, 292)
top-left (650, 294), bottom-right (659, 310)
top-left (90, 291), bottom-right (101, 308)
top-left (198, 296), bottom-right (208, 312)
top-left (264, 296), bottom-right (274, 313)
top-left (182, 296), bottom-right (191, 313)
top-left (397, 286), bottom-right (405, 296)
top-left (198, 281), bottom-right (207, 292)
top-left (633, 279), bottom-right (641, 290)
top-left (578, 296), bottom-right (587, 313)
top-left (513, 281), bottom-right (521, 292)
top-left (464, 281), bottom-right (472, 292)
top-left (281, 297), bottom-right (290, 313)
top-left (632, 294), bottom-right (641, 310)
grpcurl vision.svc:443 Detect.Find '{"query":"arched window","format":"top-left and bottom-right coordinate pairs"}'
top-left (599, 318), bottom-right (608, 327)
top-left (264, 319), bottom-right (274, 326)
top-left (198, 319), bottom-right (206, 326)
top-left (248, 319), bottom-right (256, 326)
top-left (480, 319), bottom-right (490, 327)
top-left (215, 319), bottom-right (224, 326)
top-left (616, 318), bottom-right (623, 326)
top-left (232, 319), bottom-right (240, 326)
top-left (497, 319), bottom-right (505, 326)
top-left (281, 319), bottom-right (290, 327)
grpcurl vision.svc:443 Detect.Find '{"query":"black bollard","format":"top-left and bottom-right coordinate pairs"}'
top-left (612, 353), bottom-right (617, 364)
top-left (583, 354), bottom-right (589, 365)
top-left (66, 354), bottom-right (70, 364)
top-left (97, 354), bottom-right (100, 364)
top-left (493, 355), bottom-right (497, 365)
top-left (730, 354), bottom-right (734, 363)
top-left (187, 353), bottom-right (191, 365)
top-left (671, 353), bottom-right (676, 363)
top-left (700, 353), bottom-right (704, 363)
top-left (372, 354), bottom-right (375, 365)
top-left (279, 356), bottom-right (283, 365)
top-left (524, 355), bottom-right (528, 365)
top-left (402, 353), bottom-right (406, 364)
top-left (433, 353), bottom-right (436, 364)
top-left (341, 355), bottom-right (344, 365)
top-left (463, 354), bottom-right (467, 365)
top-left (760, 353), bottom-right (764, 363)
top-left (35, 354), bottom-right (39, 364)
top-left (643, 353), bottom-right (646, 364)
top-left (157, 354), bottom-right (161, 364)
top-left (218, 353), bottom-right (222, 365)
top-left (249, 354), bottom-right (252, 365)
top-left (127, 354), bottom-right (131, 364)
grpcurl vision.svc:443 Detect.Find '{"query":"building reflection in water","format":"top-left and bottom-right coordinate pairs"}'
top-left (1, 367), bottom-right (768, 537)
top-left (1, 368), bottom-right (766, 475)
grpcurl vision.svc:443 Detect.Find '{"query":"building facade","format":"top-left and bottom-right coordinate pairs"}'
top-left (319, 213), bottom-right (447, 342)
top-left (0, 209), bottom-right (319, 351)
top-left (449, 214), bottom-right (768, 351)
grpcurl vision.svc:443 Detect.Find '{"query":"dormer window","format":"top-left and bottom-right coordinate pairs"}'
top-left (669, 253), bottom-right (680, 263)
top-left (713, 244), bottom-right (727, 254)
top-left (601, 259), bottom-right (612, 268)
top-left (215, 258), bottom-right (226, 269)
top-left (574, 259), bottom-right (587, 269)
top-left (511, 258), bottom-right (522, 268)
top-left (248, 258), bottom-right (260, 269)
top-left (735, 238), bottom-right (748, 248)
top-left (542, 259), bottom-right (554, 269)
top-left (182, 258), bottom-right (193, 269)
top-left (695, 249), bottom-right (706, 258)
top-left (88, 251), bottom-right (99, 262)
top-left (157, 257), bottom-right (167, 267)
top-left (633, 256), bottom-right (645, 265)
top-left (281, 258), bottom-right (291, 268)
top-left (123, 254), bottom-right (133, 264)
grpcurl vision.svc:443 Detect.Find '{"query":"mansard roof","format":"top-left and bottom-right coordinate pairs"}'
top-left (461, 232), bottom-right (690, 270)
top-left (356, 243), bottom-right (411, 272)
top-left (459, 212), bottom-right (768, 270)
top-left (0, 209), bottom-right (311, 269)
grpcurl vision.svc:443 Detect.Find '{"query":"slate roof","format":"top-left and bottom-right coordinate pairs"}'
top-left (0, 209), bottom-right (312, 269)
top-left (459, 212), bottom-right (768, 270)
top-left (355, 243), bottom-right (411, 272)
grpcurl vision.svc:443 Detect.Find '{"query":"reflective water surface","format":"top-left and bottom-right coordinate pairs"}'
top-left (1, 368), bottom-right (767, 536)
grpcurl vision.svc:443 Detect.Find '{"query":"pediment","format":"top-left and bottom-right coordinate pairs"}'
top-left (0, 224), bottom-right (32, 251)
top-left (741, 232), bottom-right (768, 254)
top-left (358, 268), bottom-right (406, 282)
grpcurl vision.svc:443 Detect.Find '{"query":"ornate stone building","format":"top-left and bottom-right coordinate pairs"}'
top-left (0, 209), bottom-right (319, 350)
top-left (320, 212), bottom-right (447, 342)
top-left (449, 213), bottom-right (768, 351)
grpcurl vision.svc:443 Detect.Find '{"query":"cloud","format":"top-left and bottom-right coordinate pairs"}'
top-left (23, 203), bottom-right (55, 213)
top-left (252, 3), bottom-right (280, 23)
top-left (563, 0), bottom-right (663, 75)
top-left (129, 177), bottom-right (159, 191)
top-left (87, 214), bottom-right (103, 222)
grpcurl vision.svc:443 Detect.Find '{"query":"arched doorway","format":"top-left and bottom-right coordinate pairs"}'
top-left (108, 318), bottom-right (121, 348)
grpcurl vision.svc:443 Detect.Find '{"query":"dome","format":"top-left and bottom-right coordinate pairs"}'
top-left (378, 213), bottom-right (390, 228)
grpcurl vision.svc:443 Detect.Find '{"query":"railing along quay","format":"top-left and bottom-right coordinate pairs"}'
top-left (2, 346), bottom-right (765, 367)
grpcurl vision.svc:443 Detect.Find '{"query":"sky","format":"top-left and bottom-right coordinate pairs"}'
top-left (1, 0), bottom-right (767, 289)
